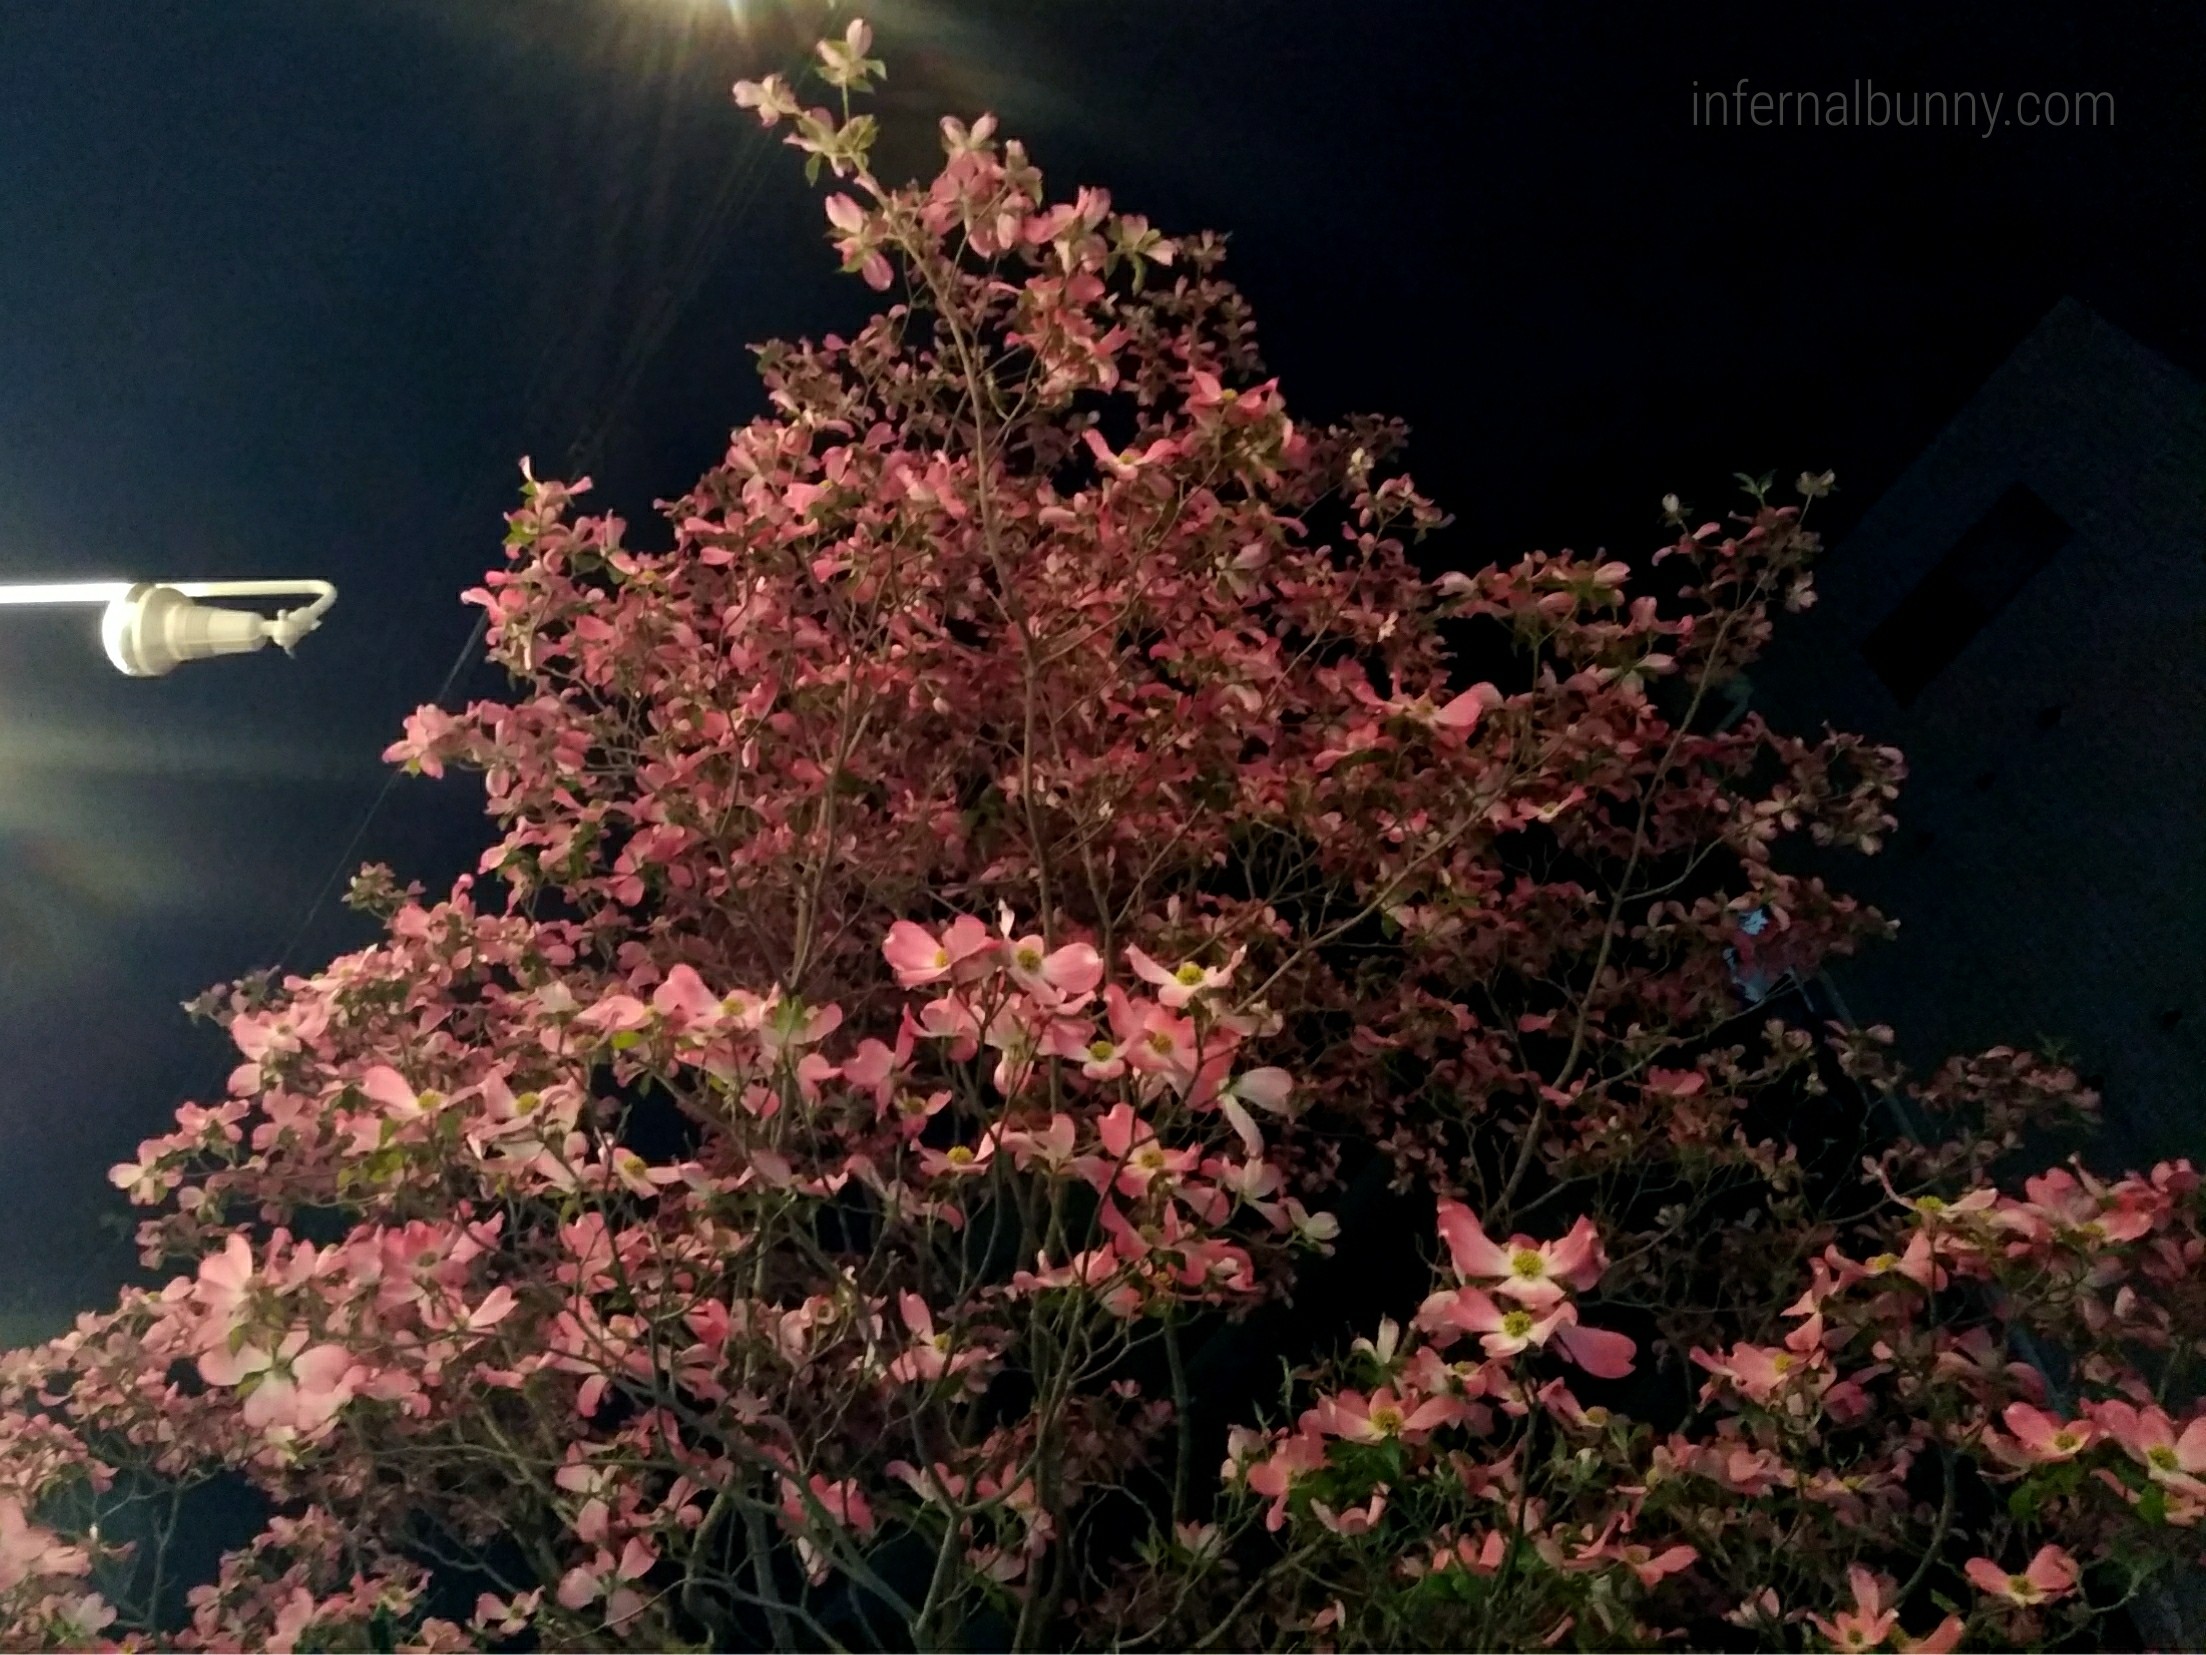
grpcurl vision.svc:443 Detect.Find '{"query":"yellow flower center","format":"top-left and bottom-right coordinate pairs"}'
top-left (1510, 1249), bottom-right (1546, 1278)
top-left (932, 948), bottom-right (950, 968)
top-left (1017, 946), bottom-right (1044, 971)
top-left (1147, 1031), bottom-right (1176, 1055)
top-left (1088, 1040), bottom-right (1116, 1061)
top-left (2054, 1432), bottom-right (2080, 1452)
top-left (1500, 1310), bottom-right (1534, 1339)
top-left (946, 1146), bottom-right (975, 1166)
top-left (2151, 1445), bottom-right (2179, 1471)
top-left (2009, 1575), bottom-right (2036, 1600)
top-left (1369, 1405), bottom-right (1404, 1436)
top-left (1770, 1354), bottom-right (1794, 1374)
top-left (1174, 962), bottom-right (1208, 986)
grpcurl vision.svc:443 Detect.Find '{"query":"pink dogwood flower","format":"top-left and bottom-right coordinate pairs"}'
top-left (1611, 1542), bottom-right (1699, 1589)
top-left (1082, 1101), bottom-right (1197, 1198)
top-left (1808, 1566), bottom-right (1899, 1652)
top-left (2087, 1398), bottom-right (2206, 1496)
top-left (1964, 1543), bottom-right (2078, 1606)
top-left (882, 915), bottom-right (1000, 988)
top-left (1106, 989), bottom-right (1203, 1088)
top-left (883, 918), bottom-right (956, 987)
top-left (885, 1292), bottom-right (989, 1389)
top-left (1303, 1385), bottom-right (1467, 1446)
top-left (0, 1499), bottom-right (88, 1593)
top-left (1309, 1489), bottom-right (1387, 1535)
top-left (194, 1232), bottom-right (258, 1332)
top-left (1003, 933), bottom-right (1104, 1007)
top-left (1124, 943), bottom-right (1246, 1009)
top-left (2000, 1401), bottom-right (2099, 1464)
top-left (199, 1329), bottom-right (357, 1433)
top-left (1239, 1430), bottom-right (1328, 1532)
top-left (1414, 1286), bottom-right (1635, 1378)
top-left (1691, 1339), bottom-right (1821, 1406)
top-left (1898, 1618), bottom-right (1967, 1653)
top-left (1435, 1201), bottom-right (1608, 1307)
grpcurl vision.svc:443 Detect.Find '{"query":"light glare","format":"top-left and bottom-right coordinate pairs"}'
top-left (0, 582), bottom-right (134, 606)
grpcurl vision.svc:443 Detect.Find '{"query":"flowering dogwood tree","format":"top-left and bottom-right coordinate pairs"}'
top-left (2, 21), bottom-right (2200, 1652)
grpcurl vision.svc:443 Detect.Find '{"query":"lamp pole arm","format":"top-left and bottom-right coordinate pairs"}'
top-left (166, 580), bottom-right (339, 654)
top-left (164, 579), bottom-right (337, 603)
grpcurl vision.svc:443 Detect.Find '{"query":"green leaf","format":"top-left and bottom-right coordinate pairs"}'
top-left (610, 1029), bottom-right (642, 1051)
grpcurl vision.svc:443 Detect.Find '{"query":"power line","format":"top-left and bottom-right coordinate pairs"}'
top-left (186, 53), bottom-right (797, 1097)
top-left (260, 605), bottom-right (491, 987)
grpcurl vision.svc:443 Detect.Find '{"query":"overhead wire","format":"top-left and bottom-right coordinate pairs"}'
top-left (181, 38), bottom-right (802, 1110)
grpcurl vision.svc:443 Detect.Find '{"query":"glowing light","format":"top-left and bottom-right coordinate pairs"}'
top-left (0, 581), bottom-right (134, 606)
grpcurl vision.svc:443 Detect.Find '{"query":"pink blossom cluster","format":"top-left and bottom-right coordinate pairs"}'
top-left (0, 18), bottom-right (2197, 1653)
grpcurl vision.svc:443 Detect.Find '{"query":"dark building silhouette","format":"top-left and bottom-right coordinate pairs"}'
top-left (1753, 297), bottom-right (2206, 1174)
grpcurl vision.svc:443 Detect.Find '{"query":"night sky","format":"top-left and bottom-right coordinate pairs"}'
top-left (0, 0), bottom-right (2196, 1335)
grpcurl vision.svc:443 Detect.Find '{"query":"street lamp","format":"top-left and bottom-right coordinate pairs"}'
top-left (0, 580), bottom-right (338, 676)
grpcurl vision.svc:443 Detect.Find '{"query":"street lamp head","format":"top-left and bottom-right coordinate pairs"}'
top-left (101, 583), bottom-right (269, 677)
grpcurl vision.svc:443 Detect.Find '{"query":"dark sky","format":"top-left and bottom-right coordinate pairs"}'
top-left (0, 0), bottom-right (2196, 1332)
